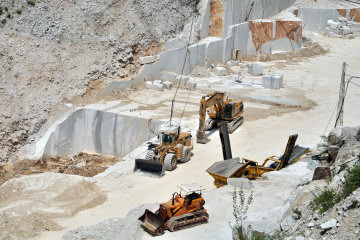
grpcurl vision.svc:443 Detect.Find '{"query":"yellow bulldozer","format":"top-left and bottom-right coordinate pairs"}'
top-left (139, 184), bottom-right (209, 235)
top-left (196, 92), bottom-right (244, 144)
top-left (134, 126), bottom-right (193, 176)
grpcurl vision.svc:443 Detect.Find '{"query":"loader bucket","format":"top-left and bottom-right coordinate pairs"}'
top-left (138, 209), bottom-right (165, 235)
top-left (134, 159), bottom-right (165, 177)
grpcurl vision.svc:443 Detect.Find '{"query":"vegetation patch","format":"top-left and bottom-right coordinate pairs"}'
top-left (310, 164), bottom-right (360, 213)
top-left (27, 1), bottom-right (35, 6)
top-left (341, 164), bottom-right (360, 198)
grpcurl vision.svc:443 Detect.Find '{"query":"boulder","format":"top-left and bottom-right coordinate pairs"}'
top-left (185, 81), bottom-right (197, 89)
top-left (248, 63), bottom-right (263, 75)
top-left (328, 127), bottom-right (342, 146)
top-left (145, 81), bottom-right (153, 89)
top-left (138, 56), bottom-right (156, 65)
top-left (233, 75), bottom-right (242, 83)
top-left (153, 80), bottom-right (162, 85)
top-left (151, 83), bottom-right (164, 92)
top-left (227, 178), bottom-right (254, 190)
top-left (176, 75), bottom-right (189, 86)
top-left (312, 167), bottom-right (331, 181)
top-left (328, 145), bottom-right (340, 161)
top-left (162, 81), bottom-right (173, 90)
top-left (320, 219), bottom-right (337, 230)
top-left (262, 75), bottom-right (283, 89)
top-left (215, 67), bottom-right (227, 76)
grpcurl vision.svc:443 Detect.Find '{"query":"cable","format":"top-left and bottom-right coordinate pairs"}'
top-left (350, 81), bottom-right (360, 88)
top-left (169, 9), bottom-right (196, 125)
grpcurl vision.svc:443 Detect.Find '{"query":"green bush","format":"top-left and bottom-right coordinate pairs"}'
top-left (7, 13), bottom-right (11, 19)
top-left (292, 208), bottom-right (301, 217)
top-left (4, 7), bottom-right (8, 12)
top-left (342, 164), bottom-right (360, 198)
top-left (310, 165), bottom-right (360, 213)
top-left (0, 6), bottom-right (3, 15)
top-left (27, 0), bottom-right (35, 6)
top-left (1, 19), bottom-right (6, 24)
top-left (310, 187), bottom-right (340, 214)
top-left (16, 9), bottom-right (22, 14)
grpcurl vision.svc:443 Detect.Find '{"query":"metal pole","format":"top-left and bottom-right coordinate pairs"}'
top-left (335, 62), bottom-right (346, 127)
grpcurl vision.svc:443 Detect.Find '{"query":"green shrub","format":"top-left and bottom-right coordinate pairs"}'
top-left (292, 208), bottom-right (301, 217)
top-left (310, 187), bottom-right (340, 214)
top-left (16, 9), bottom-right (22, 14)
top-left (0, 6), bottom-right (3, 15)
top-left (1, 19), bottom-right (6, 24)
top-left (27, 0), bottom-right (35, 6)
top-left (5, 7), bottom-right (8, 12)
top-left (7, 13), bottom-right (11, 19)
top-left (342, 165), bottom-right (360, 198)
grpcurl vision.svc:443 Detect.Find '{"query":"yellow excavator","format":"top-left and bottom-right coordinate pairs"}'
top-left (196, 92), bottom-right (244, 144)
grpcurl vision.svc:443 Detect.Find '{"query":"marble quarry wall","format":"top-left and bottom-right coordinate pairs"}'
top-left (295, 8), bottom-right (360, 31)
top-left (222, 0), bottom-right (296, 37)
top-left (41, 109), bottom-right (163, 158)
top-left (140, 19), bottom-right (302, 81)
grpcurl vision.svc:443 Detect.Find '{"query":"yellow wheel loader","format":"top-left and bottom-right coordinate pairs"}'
top-left (196, 92), bottom-right (244, 144)
top-left (134, 127), bottom-right (193, 176)
top-left (139, 184), bottom-right (209, 235)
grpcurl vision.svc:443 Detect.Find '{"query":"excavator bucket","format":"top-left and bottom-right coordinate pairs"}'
top-left (139, 209), bottom-right (165, 235)
top-left (134, 159), bottom-right (165, 177)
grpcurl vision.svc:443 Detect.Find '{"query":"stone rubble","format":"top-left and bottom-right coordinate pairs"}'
top-left (326, 18), bottom-right (360, 39)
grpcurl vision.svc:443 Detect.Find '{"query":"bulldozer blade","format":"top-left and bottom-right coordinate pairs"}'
top-left (134, 159), bottom-right (165, 177)
top-left (139, 209), bottom-right (165, 235)
top-left (227, 116), bottom-right (244, 134)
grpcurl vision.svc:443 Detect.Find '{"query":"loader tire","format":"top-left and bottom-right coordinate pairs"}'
top-left (164, 153), bottom-right (177, 171)
top-left (145, 150), bottom-right (155, 161)
top-left (180, 146), bottom-right (191, 163)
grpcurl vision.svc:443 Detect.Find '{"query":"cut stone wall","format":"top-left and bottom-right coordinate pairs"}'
top-left (41, 109), bottom-right (163, 158)
top-left (140, 19), bottom-right (301, 81)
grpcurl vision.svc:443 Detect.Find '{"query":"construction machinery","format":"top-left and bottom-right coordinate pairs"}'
top-left (139, 183), bottom-right (209, 235)
top-left (196, 92), bottom-right (244, 144)
top-left (134, 126), bottom-right (193, 177)
top-left (206, 122), bottom-right (309, 187)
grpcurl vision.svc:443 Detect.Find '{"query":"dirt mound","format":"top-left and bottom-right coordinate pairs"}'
top-left (0, 152), bottom-right (121, 186)
top-left (0, 172), bottom-right (106, 240)
top-left (243, 40), bottom-right (328, 62)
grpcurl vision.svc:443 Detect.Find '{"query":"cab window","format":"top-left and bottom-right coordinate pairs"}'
top-left (162, 134), bottom-right (172, 144)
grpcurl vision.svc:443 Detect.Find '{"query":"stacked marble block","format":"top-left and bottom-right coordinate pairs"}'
top-left (248, 63), bottom-right (263, 75)
top-left (326, 17), bottom-right (360, 39)
top-left (146, 71), bottom-right (197, 91)
top-left (262, 75), bottom-right (283, 89)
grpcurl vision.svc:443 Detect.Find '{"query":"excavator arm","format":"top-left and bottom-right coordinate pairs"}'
top-left (196, 92), bottom-right (225, 144)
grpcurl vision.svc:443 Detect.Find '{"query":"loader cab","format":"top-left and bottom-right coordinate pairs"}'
top-left (160, 127), bottom-right (181, 145)
top-left (160, 131), bottom-right (177, 145)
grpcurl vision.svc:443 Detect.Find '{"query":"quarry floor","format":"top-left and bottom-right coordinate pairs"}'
top-left (2, 33), bottom-right (359, 240)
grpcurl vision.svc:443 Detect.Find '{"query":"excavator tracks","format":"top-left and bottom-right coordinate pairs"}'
top-left (227, 116), bottom-right (244, 134)
top-left (167, 210), bottom-right (209, 232)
